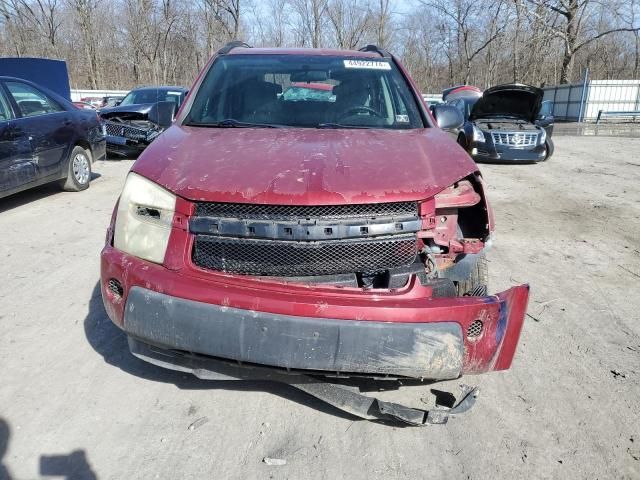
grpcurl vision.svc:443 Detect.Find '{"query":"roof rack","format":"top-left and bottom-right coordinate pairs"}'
top-left (218, 41), bottom-right (252, 55)
top-left (358, 44), bottom-right (391, 58)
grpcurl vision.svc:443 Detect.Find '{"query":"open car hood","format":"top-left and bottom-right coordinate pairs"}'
top-left (469, 84), bottom-right (543, 122)
top-left (100, 102), bottom-right (176, 127)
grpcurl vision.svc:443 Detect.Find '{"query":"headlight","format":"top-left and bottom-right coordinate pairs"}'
top-left (539, 127), bottom-right (547, 144)
top-left (114, 172), bottom-right (176, 263)
top-left (472, 125), bottom-right (485, 142)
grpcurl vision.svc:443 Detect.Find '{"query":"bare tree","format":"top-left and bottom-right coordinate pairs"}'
top-left (67, 0), bottom-right (101, 88)
top-left (422, 0), bottom-right (510, 84)
top-left (328, 0), bottom-right (372, 49)
top-left (526, 0), bottom-right (640, 83)
top-left (1, 0), bottom-right (639, 91)
top-left (373, 0), bottom-right (392, 48)
top-left (291, 0), bottom-right (329, 47)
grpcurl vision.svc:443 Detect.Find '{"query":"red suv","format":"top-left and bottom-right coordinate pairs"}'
top-left (101, 44), bottom-right (528, 391)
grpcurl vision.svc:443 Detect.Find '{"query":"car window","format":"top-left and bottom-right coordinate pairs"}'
top-left (185, 55), bottom-right (424, 129)
top-left (539, 100), bottom-right (553, 117)
top-left (0, 88), bottom-right (12, 121)
top-left (120, 89), bottom-right (184, 106)
top-left (5, 81), bottom-right (64, 117)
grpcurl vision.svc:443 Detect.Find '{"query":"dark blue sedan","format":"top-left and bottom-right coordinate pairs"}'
top-left (0, 76), bottom-right (106, 199)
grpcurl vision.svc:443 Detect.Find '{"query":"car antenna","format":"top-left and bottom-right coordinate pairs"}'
top-left (218, 41), bottom-right (252, 55)
top-left (358, 44), bottom-right (391, 58)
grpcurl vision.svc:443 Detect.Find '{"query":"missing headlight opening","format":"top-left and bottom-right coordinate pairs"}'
top-left (415, 175), bottom-right (490, 296)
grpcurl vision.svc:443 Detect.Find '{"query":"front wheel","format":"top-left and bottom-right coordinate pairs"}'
top-left (60, 146), bottom-right (92, 192)
top-left (457, 133), bottom-right (468, 150)
top-left (455, 254), bottom-right (488, 296)
top-left (543, 137), bottom-right (554, 161)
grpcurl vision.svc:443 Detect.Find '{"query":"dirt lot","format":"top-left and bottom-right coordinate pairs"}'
top-left (1, 136), bottom-right (639, 479)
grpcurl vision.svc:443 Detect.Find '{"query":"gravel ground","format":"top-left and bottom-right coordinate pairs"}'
top-left (1, 136), bottom-right (639, 479)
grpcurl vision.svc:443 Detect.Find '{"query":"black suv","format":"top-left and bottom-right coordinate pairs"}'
top-left (447, 84), bottom-right (554, 163)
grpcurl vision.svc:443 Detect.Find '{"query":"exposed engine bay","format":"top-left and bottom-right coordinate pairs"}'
top-left (474, 119), bottom-right (539, 131)
top-left (100, 101), bottom-right (177, 154)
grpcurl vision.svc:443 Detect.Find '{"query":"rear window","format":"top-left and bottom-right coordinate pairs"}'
top-left (184, 54), bottom-right (424, 129)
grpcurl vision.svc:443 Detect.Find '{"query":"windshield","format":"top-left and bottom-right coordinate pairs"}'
top-left (120, 89), bottom-right (184, 106)
top-left (184, 55), bottom-right (424, 129)
top-left (463, 98), bottom-right (479, 119)
top-left (539, 100), bottom-right (553, 117)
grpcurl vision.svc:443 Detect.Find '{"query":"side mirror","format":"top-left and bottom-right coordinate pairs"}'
top-left (114, 100), bottom-right (122, 106)
top-left (432, 105), bottom-right (463, 130)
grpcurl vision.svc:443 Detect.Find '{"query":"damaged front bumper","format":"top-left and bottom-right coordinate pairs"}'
top-left (104, 121), bottom-right (163, 155)
top-left (101, 248), bottom-right (529, 381)
top-left (129, 336), bottom-right (480, 426)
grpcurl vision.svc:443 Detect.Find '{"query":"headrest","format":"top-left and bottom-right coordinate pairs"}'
top-left (19, 100), bottom-right (45, 115)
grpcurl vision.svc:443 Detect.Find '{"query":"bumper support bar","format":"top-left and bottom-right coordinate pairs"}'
top-left (130, 337), bottom-right (478, 426)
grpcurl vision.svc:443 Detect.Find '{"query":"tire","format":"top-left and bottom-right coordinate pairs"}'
top-left (543, 137), bottom-right (554, 161)
top-left (455, 253), bottom-right (489, 296)
top-left (60, 146), bottom-right (92, 192)
top-left (457, 133), bottom-right (468, 150)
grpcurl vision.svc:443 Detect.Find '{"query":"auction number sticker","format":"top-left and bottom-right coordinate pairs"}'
top-left (344, 60), bottom-right (391, 70)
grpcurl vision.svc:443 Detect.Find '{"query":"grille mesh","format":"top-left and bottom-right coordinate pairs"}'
top-left (104, 122), bottom-right (147, 139)
top-left (107, 278), bottom-right (123, 298)
top-left (466, 320), bottom-right (483, 339)
top-left (194, 201), bottom-right (418, 220)
top-left (192, 234), bottom-right (418, 277)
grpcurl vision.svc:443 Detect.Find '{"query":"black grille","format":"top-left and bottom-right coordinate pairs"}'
top-left (194, 201), bottom-right (418, 220)
top-left (192, 234), bottom-right (418, 277)
top-left (104, 122), bottom-right (147, 139)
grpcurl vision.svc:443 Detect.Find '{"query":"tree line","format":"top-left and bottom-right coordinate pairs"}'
top-left (1, 0), bottom-right (638, 92)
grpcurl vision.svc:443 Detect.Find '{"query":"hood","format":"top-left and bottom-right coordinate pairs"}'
top-left (100, 102), bottom-right (176, 127)
top-left (100, 103), bottom-right (155, 116)
top-left (132, 126), bottom-right (478, 205)
top-left (0, 58), bottom-right (71, 100)
top-left (469, 84), bottom-right (543, 122)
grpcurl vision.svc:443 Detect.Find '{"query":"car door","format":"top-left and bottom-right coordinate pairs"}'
top-left (4, 80), bottom-right (73, 180)
top-left (0, 83), bottom-right (35, 194)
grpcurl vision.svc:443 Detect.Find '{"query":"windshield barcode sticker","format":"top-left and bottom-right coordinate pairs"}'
top-left (344, 60), bottom-right (391, 70)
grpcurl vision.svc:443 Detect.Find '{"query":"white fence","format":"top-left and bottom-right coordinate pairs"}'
top-left (70, 89), bottom-right (129, 102)
top-left (543, 78), bottom-right (640, 122)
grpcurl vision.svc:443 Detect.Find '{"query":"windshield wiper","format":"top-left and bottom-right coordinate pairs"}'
top-left (316, 123), bottom-right (373, 129)
top-left (185, 119), bottom-right (283, 128)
